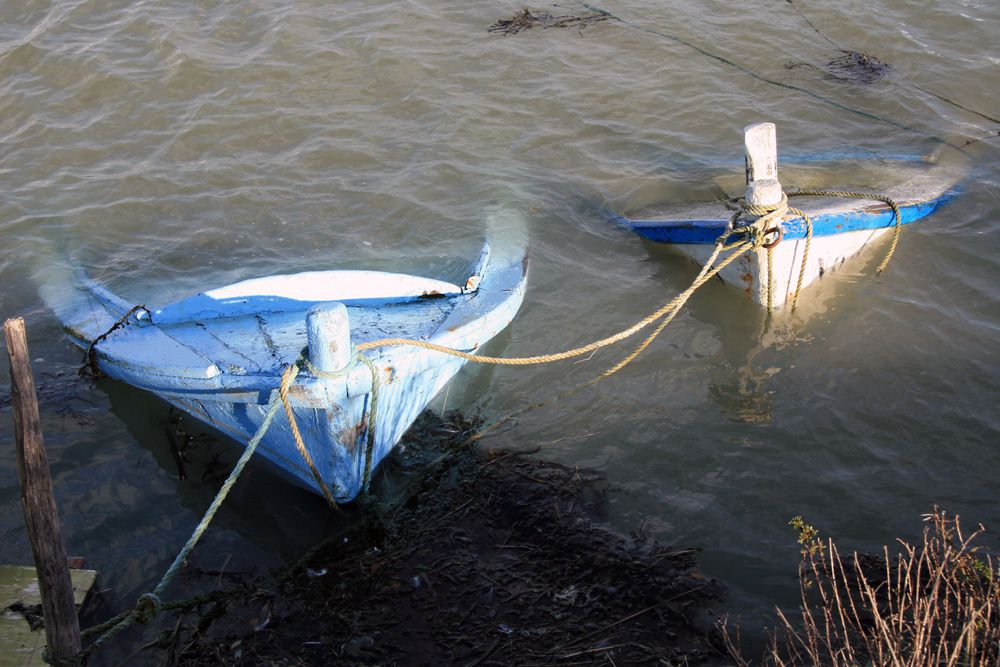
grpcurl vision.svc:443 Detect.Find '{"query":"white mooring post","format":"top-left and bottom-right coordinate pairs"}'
top-left (306, 302), bottom-right (351, 373)
top-left (744, 122), bottom-right (783, 207)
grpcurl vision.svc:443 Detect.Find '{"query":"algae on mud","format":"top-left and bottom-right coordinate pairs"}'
top-left (158, 412), bottom-right (726, 665)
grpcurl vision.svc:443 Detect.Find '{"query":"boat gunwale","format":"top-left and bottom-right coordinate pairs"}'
top-left (620, 189), bottom-right (958, 245)
top-left (83, 247), bottom-right (529, 403)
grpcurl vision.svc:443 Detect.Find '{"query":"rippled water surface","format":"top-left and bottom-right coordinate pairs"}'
top-left (2, 0), bottom-right (998, 660)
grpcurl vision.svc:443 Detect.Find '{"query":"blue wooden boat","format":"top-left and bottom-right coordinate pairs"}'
top-left (40, 211), bottom-right (528, 502)
top-left (616, 123), bottom-right (965, 308)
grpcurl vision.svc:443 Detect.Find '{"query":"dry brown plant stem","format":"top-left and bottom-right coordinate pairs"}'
top-left (723, 508), bottom-right (998, 666)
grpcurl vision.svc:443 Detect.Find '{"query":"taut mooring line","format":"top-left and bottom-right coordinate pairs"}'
top-left (579, 3), bottom-right (971, 153)
top-left (783, 0), bottom-right (1000, 126)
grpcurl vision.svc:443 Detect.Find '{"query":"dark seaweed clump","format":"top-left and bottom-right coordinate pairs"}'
top-left (787, 49), bottom-right (893, 84)
top-left (489, 7), bottom-right (609, 36)
top-left (825, 50), bottom-right (893, 83)
top-left (168, 412), bottom-right (726, 665)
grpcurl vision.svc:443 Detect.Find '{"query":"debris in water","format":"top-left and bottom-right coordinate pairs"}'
top-left (825, 50), bottom-right (892, 83)
top-left (786, 49), bottom-right (892, 85)
top-left (8, 601), bottom-right (45, 631)
top-left (0, 369), bottom-right (96, 426)
top-left (489, 7), bottom-right (609, 36)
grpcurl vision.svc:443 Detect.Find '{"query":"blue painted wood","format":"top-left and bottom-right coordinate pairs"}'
top-left (41, 211), bottom-right (529, 502)
top-left (619, 193), bottom-right (952, 245)
top-left (616, 157), bottom-right (963, 246)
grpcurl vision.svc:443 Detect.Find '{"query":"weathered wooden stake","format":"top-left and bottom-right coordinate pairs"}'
top-left (307, 302), bottom-right (351, 373)
top-left (744, 121), bottom-right (783, 207)
top-left (4, 317), bottom-right (81, 663)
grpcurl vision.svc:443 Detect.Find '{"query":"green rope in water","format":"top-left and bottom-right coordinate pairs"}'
top-left (77, 347), bottom-right (390, 661)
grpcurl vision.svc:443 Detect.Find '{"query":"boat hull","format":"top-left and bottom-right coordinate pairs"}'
top-left (39, 211), bottom-right (528, 501)
top-left (163, 354), bottom-right (467, 499)
top-left (618, 154), bottom-right (964, 308)
top-left (672, 226), bottom-right (895, 308)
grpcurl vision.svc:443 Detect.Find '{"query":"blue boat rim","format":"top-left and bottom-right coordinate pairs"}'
top-left (620, 190), bottom-right (957, 245)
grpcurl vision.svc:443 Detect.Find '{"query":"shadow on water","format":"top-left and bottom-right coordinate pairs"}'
top-left (88, 340), bottom-right (526, 555)
top-left (60, 368), bottom-right (732, 665)
top-left (97, 378), bottom-right (340, 559)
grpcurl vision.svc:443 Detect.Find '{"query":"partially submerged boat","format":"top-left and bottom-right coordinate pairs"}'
top-left (40, 211), bottom-right (528, 502)
top-left (616, 123), bottom-right (965, 309)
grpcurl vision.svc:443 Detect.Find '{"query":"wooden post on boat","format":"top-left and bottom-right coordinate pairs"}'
top-left (3, 317), bottom-right (82, 664)
top-left (306, 303), bottom-right (351, 372)
top-left (744, 121), bottom-right (783, 207)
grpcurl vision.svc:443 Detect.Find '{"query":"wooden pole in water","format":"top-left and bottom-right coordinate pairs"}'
top-left (3, 317), bottom-right (82, 664)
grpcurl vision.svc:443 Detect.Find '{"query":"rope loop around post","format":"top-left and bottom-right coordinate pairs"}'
top-left (738, 193), bottom-right (788, 220)
top-left (741, 194), bottom-right (790, 246)
top-left (728, 187), bottom-right (903, 311)
top-left (355, 354), bottom-right (381, 495)
top-left (729, 192), bottom-right (791, 311)
top-left (278, 358), bottom-right (340, 510)
top-left (787, 188), bottom-right (902, 274)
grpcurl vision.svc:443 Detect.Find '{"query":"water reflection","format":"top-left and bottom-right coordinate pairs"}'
top-left (636, 240), bottom-right (859, 425)
top-left (99, 378), bottom-right (336, 560)
top-left (709, 363), bottom-right (776, 424)
top-left (703, 301), bottom-right (782, 425)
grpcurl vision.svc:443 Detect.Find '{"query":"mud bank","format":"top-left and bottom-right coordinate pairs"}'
top-left (162, 412), bottom-right (727, 665)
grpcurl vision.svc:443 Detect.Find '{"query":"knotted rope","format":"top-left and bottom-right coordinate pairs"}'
top-left (728, 188), bottom-right (902, 312)
top-left (726, 192), bottom-right (813, 312)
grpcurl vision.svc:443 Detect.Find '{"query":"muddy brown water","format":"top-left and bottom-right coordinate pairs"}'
top-left (1, 1), bottom-right (998, 662)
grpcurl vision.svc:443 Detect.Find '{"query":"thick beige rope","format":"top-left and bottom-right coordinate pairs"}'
top-left (788, 189), bottom-right (902, 275)
top-left (278, 361), bottom-right (339, 509)
top-left (354, 233), bottom-right (754, 364)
